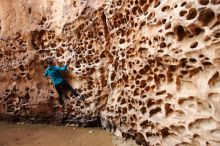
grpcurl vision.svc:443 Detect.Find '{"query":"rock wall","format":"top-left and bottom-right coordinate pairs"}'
top-left (0, 0), bottom-right (220, 145)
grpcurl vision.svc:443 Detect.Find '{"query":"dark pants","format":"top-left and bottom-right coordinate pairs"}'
top-left (55, 81), bottom-right (79, 105)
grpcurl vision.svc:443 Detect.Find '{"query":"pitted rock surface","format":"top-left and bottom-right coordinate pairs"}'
top-left (0, 0), bottom-right (220, 145)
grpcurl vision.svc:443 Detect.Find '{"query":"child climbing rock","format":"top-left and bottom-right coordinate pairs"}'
top-left (44, 58), bottom-right (85, 111)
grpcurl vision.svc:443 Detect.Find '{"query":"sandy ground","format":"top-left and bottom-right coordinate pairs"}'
top-left (0, 121), bottom-right (113, 146)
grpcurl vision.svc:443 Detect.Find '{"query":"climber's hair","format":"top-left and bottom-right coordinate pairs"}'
top-left (46, 58), bottom-right (55, 66)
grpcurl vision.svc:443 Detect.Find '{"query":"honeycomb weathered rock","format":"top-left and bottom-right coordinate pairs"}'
top-left (0, 0), bottom-right (220, 145)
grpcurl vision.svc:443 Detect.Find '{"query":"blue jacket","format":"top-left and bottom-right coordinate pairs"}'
top-left (44, 65), bottom-right (68, 86)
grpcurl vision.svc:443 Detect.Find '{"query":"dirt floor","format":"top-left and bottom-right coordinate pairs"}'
top-left (0, 121), bottom-right (113, 146)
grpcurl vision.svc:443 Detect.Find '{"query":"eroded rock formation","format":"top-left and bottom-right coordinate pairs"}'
top-left (0, 0), bottom-right (220, 145)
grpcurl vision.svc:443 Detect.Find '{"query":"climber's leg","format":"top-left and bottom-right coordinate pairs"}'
top-left (55, 85), bottom-right (64, 105)
top-left (62, 80), bottom-right (79, 98)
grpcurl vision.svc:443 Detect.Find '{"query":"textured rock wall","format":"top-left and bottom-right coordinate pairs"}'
top-left (0, 0), bottom-right (220, 145)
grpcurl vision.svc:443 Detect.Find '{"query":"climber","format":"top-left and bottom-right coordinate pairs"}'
top-left (44, 58), bottom-right (85, 111)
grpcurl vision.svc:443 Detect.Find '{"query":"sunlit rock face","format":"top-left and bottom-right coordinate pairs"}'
top-left (0, 0), bottom-right (220, 145)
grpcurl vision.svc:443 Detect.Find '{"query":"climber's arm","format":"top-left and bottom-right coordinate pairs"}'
top-left (44, 68), bottom-right (48, 77)
top-left (55, 65), bottom-right (68, 71)
top-left (54, 59), bottom-right (71, 71)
